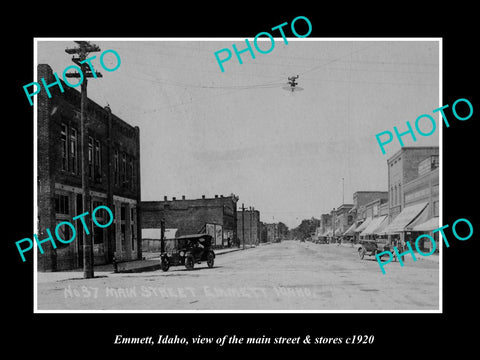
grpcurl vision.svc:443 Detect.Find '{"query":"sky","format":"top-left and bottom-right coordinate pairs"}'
top-left (36, 38), bottom-right (440, 228)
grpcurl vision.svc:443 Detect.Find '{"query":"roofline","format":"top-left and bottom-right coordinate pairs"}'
top-left (387, 146), bottom-right (439, 163)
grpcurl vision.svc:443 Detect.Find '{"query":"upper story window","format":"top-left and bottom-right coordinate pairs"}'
top-left (94, 139), bottom-right (101, 181)
top-left (55, 194), bottom-right (69, 215)
top-left (69, 127), bottom-right (77, 174)
top-left (61, 124), bottom-right (68, 171)
top-left (88, 137), bottom-right (93, 178)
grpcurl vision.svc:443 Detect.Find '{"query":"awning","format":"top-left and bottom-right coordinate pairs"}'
top-left (343, 221), bottom-right (361, 235)
top-left (354, 217), bottom-right (372, 233)
top-left (360, 215), bottom-right (387, 236)
top-left (382, 202), bottom-right (428, 234)
top-left (374, 216), bottom-right (390, 235)
top-left (412, 217), bottom-right (439, 231)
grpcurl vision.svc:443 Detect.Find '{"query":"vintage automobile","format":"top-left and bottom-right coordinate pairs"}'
top-left (160, 233), bottom-right (216, 271)
top-left (357, 239), bottom-right (396, 261)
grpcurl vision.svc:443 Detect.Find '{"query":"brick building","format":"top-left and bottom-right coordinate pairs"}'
top-left (332, 204), bottom-right (354, 239)
top-left (263, 223), bottom-right (279, 243)
top-left (386, 146), bottom-right (439, 220)
top-left (237, 208), bottom-right (261, 246)
top-left (37, 64), bottom-right (142, 271)
top-left (140, 194), bottom-right (238, 248)
top-left (383, 147), bottom-right (439, 246)
top-left (352, 191), bottom-right (389, 218)
top-left (400, 155), bottom-right (439, 251)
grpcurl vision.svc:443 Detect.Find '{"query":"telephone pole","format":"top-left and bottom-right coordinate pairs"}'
top-left (249, 206), bottom-right (252, 246)
top-left (242, 203), bottom-right (245, 250)
top-left (65, 41), bottom-right (103, 279)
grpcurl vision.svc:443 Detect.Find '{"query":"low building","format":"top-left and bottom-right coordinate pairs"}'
top-left (263, 223), bottom-right (279, 243)
top-left (140, 194), bottom-right (238, 249)
top-left (345, 191), bottom-right (388, 243)
top-left (331, 204), bottom-right (353, 242)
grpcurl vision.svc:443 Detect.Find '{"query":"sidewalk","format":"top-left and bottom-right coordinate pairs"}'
top-left (94, 245), bottom-right (250, 273)
top-left (37, 246), bottom-right (252, 283)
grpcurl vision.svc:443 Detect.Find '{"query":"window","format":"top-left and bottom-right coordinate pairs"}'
top-left (88, 137), bottom-right (93, 178)
top-left (94, 226), bottom-right (104, 245)
top-left (122, 153), bottom-right (127, 185)
top-left (61, 124), bottom-right (68, 171)
top-left (94, 140), bottom-right (101, 180)
top-left (398, 184), bottom-right (402, 205)
top-left (55, 194), bottom-right (69, 214)
top-left (121, 205), bottom-right (126, 221)
top-left (114, 150), bottom-right (119, 186)
top-left (69, 128), bottom-right (77, 174)
top-left (129, 158), bottom-right (134, 190)
top-left (131, 224), bottom-right (135, 251)
top-left (55, 220), bottom-right (72, 248)
top-left (121, 224), bottom-right (126, 251)
top-left (92, 200), bottom-right (104, 212)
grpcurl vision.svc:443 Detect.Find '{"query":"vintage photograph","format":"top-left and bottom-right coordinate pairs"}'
top-left (33, 38), bottom-right (440, 312)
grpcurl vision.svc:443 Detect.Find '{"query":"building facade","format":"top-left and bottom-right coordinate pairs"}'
top-left (237, 208), bottom-right (261, 246)
top-left (387, 147), bottom-right (439, 220)
top-left (263, 223), bottom-right (279, 243)
top-left (141, 194), bottom-right (238, 248)
top-left (332, 204), bottom-right (354, 238)
top-left (384, 147), bottom-right (439, 246)
top-left (37, 64), bottom-right (142, 271)
top-left (403, 155), bottom-right (439, 251)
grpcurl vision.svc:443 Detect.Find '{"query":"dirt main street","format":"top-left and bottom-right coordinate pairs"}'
top-left (36, 240), bottom-right (440, 311)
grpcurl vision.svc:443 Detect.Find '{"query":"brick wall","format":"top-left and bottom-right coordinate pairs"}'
top-left (236, 209), bottom-right (260, 245)
top-left (37, 64), bottom-right (141, 271)
top-left (141, 195), bottom-right (238, 246)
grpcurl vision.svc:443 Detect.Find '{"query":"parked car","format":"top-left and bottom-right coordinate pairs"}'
top-left (160, 233), bottom-right (215, 271)
top-left (357, 239), bottom-right (396, 261)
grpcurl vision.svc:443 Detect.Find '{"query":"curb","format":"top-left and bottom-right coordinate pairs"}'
top-left (113, 246), bottom-right (248, 273)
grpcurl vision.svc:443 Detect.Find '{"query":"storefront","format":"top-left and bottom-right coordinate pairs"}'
top-left (360, 215), bottom-right (387, 240)
top-left (383, 202), bottom-right (428, 246)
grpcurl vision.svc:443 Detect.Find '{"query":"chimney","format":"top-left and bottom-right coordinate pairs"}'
top-left (202, 195), bottom-right (205, 199)
top-left (172, 197), bottom-right (176, 201)
top-left (215, 195), bottom-right (218, 198)
top-left (164, 196), bottom-right (167, 201)
top-left (182, 195), bottom-right (186, 200)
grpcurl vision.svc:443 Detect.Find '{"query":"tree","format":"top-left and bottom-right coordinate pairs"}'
top-left (277, 222), bottom-right (289, 239)
top-left (291, 217), bottom-right (320, 240)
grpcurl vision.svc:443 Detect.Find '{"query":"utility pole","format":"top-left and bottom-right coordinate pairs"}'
top-left (249, 206), bottom-right (252, 247)
top-left (242, 203), bottom-right (245, 250)
top-left (160, 218), bottom-right (166, 254)
top-left (65, 41), bottom-right (102, 279)
top-left (342, 177), bottom-right (344, 205)
top-left (332, 208), bottom-right (336, 243)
